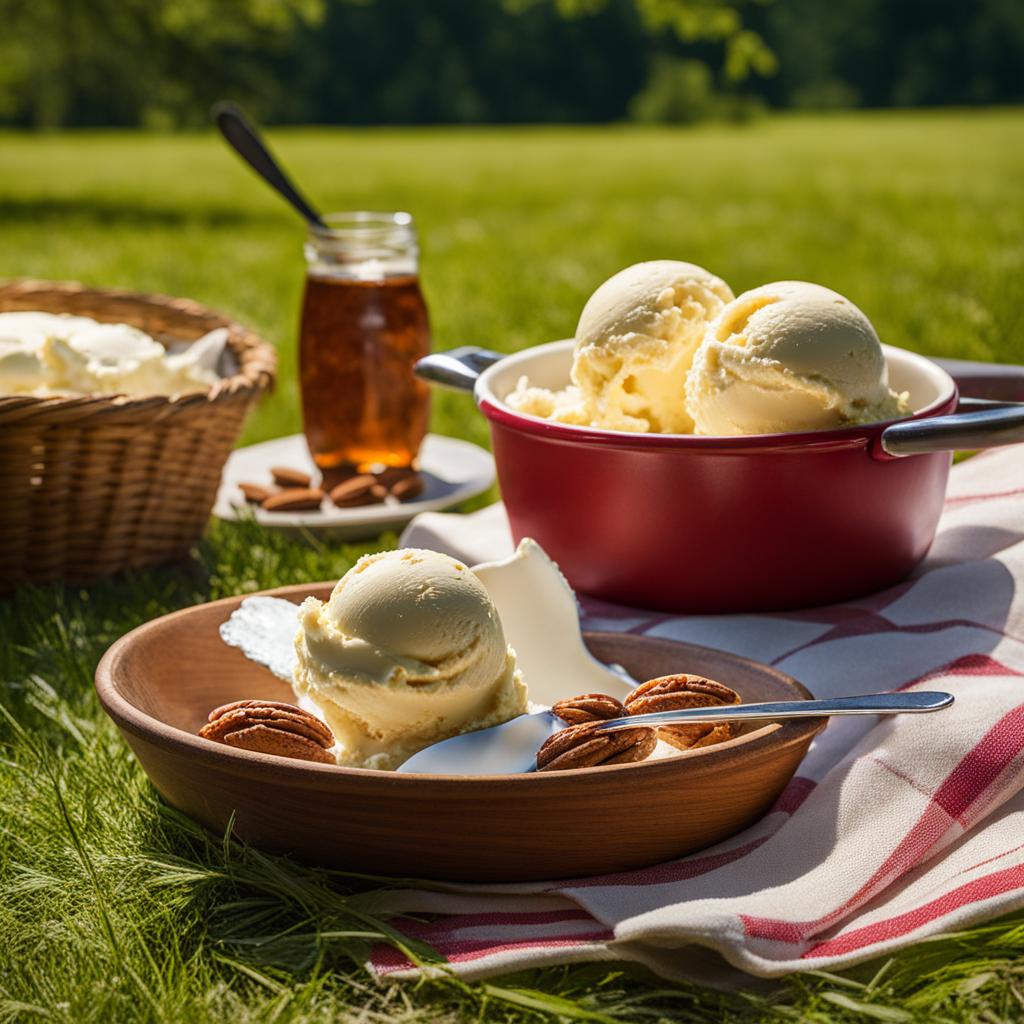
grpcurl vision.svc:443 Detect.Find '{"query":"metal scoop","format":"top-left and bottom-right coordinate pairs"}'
top-left (397, 690), bottom-right (954, 775)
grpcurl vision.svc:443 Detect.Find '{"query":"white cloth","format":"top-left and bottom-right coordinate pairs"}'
top-left (376, 447), bottom-right (1024, 984)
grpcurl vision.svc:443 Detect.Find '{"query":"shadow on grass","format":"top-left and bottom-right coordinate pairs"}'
top-left (0, 516), bottom-right (380, 748)
top-left (0, 196), bottom-right (274, 230)
top-left (134, 799), bottom-right (444, 977)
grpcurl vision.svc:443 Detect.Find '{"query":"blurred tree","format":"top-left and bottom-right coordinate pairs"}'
top-left (633, 0), bottom-right (775, 81)
top-left (629, 55), bottom-right (767, 122)
top-left (515, 0), bottom-right (777, 124)
top-left (277, 0), bottom-right (649, 124)
top-left (511, 0), bottom-right (777, 83)
top-left (759, 0), bottom-right (1024, 110)
top-left (0, 0), bottom-right (1020, 127)
top-left (629, 57), bottom-right (715, 123)
top-left (0, 0), bottom-right (323, 127)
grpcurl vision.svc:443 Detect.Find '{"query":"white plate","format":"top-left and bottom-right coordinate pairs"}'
top-left (214, 433), bottom-right (495, 540)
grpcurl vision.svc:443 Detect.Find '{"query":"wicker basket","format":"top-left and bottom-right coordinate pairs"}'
top-left (0, 279), bottom-right (276, 588)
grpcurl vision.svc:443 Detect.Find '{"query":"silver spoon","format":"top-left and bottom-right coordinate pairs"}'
top-left (397, 690), bottom-right (954, 775)
top-left (213, 101), bottom-right (328, 230)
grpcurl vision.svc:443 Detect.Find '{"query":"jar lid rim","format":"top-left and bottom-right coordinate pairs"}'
top-left (310, 211), bottom-right (415, 240)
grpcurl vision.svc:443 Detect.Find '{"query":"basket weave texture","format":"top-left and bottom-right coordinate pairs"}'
top-left (0, 279), bottom-right (276, 587)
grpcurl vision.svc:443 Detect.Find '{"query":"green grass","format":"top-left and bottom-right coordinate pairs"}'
top-left (2, 111), bottom-right (1024, 1021)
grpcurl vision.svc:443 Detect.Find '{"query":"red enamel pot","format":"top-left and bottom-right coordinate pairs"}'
top-left (417, 341), bottom-right (1024, 613)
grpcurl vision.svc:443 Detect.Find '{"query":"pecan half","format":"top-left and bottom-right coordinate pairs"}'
top-left (624, 674), bottom-right (741, 751)
top-left (551, 692), bottom-right (626, 725)
top-left (536, 720), bottom-right (656, 772)
top-left (199, 699), bottom-right (335, 764)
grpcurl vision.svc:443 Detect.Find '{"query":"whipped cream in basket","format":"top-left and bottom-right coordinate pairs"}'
top-left (0, 311), bottom-right (230, 397)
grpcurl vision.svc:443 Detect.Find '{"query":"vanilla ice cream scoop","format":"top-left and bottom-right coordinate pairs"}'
top-left (293, 549), bottom-right (527, 770)
top-left (508, 260), bottom-right (733, 433)
top-left (686, 281), bottom-right (907, 436)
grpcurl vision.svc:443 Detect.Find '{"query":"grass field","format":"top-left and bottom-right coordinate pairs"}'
top-left (2, 110), bottom-right (1024, 1022)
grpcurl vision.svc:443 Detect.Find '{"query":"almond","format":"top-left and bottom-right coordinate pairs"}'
top-left (375, 465), bottom-right (418, 488)
top-left (261, 488), bottom-right (324, 512)
top-left (389, 473), bottom-right (425, 502)
top-left (271, 466), bottom-right (312, 488)
top-left (329, 474), bottom-right (386, 508)
top-left (320, 464), bottom-right (361, 491)
top-left (239, 481), bottom-right (273, 504)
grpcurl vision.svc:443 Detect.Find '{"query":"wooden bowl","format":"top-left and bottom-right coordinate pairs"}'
top-left (95, 583), bottom-right (825, 882)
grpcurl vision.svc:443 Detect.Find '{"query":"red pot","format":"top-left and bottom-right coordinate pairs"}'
top-left (418, 341), bottom-right (1024, 613)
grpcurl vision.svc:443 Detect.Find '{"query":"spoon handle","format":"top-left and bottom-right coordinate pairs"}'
top-left (594, 691), bottom-right (953, 732)
top-left (213, 101), bottom-right (327, 229)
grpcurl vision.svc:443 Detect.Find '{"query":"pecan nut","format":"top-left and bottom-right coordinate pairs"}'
top-left (199, 699), bottom-right (335, 764)
top-left (537, 720), bottom-right (656, 772)
top-left (625, 674), bottom-right (741, 751)
top-left (551, 692), bottom-right (626, 725)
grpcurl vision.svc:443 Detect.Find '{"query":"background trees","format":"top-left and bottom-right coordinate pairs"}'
top-left (1, 0), bottom-right (1022, 128)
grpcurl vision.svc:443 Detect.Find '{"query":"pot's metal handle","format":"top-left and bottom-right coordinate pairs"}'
top-left (881, 402), bottom-right (1024, 457)
top-left (880, 355), bottom-right (1024, 457)
top-left (414, 347), bottom-right (505, 392)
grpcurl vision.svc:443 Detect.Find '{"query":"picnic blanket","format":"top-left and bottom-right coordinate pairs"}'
top-left (369, 445), bottom-right (1024, 984)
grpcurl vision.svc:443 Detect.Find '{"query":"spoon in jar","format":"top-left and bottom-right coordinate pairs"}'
top-left (213, 101), bottom-right (328, 230)
top-left (397, 690), bottom-right (954, 775)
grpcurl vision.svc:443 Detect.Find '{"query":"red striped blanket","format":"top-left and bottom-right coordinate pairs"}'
top-left (380, 445), bottom-right (1024, 983)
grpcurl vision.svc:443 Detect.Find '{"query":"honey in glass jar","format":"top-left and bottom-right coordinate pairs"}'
top-left (299, 211), bottom-right (431, 473)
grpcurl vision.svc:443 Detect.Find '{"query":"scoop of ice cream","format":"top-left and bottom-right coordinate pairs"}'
top-left (504, 378), bottom-right (591, 426)
top-left (293, 549), bottom-right (527, 770)
top-left (686, 281), bottom-right (907, 436)
top-left (508, 260), bottom-right (733, 433)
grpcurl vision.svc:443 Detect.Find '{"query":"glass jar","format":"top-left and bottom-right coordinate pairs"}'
top-left (299, 211), bottom-right (431, 474)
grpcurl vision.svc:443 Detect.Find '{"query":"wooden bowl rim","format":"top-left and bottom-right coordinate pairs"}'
top-left (95, 582), bottom-right (825, 786)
